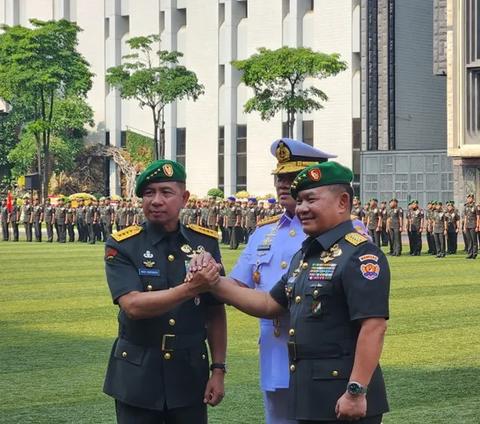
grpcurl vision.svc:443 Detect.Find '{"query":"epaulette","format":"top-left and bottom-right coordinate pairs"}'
top-left (350, 214), bottom-right (357, 221)
top-left (187, 224), bottom-right (220, 239)
top-left (345, 232), bottom-right (369, 246)
top-left (257, 215), bottom-right (281, 228)
top-left (111, 225), bottom-right (143, 242)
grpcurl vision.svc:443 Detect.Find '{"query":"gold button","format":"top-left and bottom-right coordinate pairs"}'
top-left (169, 319), bottom-right (175, 326)
top-left (202, 355), bottom-right (206, 360)
top-left (289, 230), bottom-right (296, 237)
top-left (281, 261), bottom-right (287, 269)
top-left (274, 330), bottom-right (281, 337)
top-left (302, 262), bottom-right (308, 270)
top-left (290, 364), bottom-right (296, 372)
top-left (289, 329), bottom-right (295, 336)
top-left (168, 254), bottom-right (174, 262)
top-left (164, 353), bottom-right (171, 360)
top-left (295, 296), bottom-right (301, 303)
top-left (332, 370), bottom-right (339, 377)
top-left (147, 285), bottom-right (153, 291)
top-left (313, 289), bottom-right (319, 297)
top-left (121, 351), bottom-right (127, 358)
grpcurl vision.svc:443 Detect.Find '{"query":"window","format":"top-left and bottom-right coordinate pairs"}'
top-left (121, 131), bottom-right (127, 148)
top-left (302, 120), bottom-right (314, 146)
top-left (236, 125), bottom-right (247, 192)
top-left (465, 0), bottom-right (480, 143)
top-left (308, 0), bottom-right (314, 12)
top-left (218, 127), bottom-right (225, 193)
top-left (176, 128), bottom-right (186, 167)
top-left (105, 131), bottom-right (110, 146)
top-left (282, 122), bottom-right (289, 138)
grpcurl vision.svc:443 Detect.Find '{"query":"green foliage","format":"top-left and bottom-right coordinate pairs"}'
top-left (0, 19), bottom-right (94, 197)
top-left (51, 95), bottom-right (94, 138)
top-left (231, 46), bottom-right (348, 137)
top-left (207, 188), bottom-right (224, 198)
top-left (126, 130), bottom-right (154, 167)
top-left (0, 117), bottom-right (17, 187)
top-left (106, 34), bottom-right (204, 159)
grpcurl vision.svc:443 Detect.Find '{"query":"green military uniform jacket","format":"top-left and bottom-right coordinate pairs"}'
top-left (270, 220), bottom-right (390, 421)
top-left (104, 221), bottom-right (223, 411)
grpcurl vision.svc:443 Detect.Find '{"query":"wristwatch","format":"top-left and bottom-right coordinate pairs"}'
top-left (347, 381), bottom-right (368, 396)
top-left (210, 363), bottom-right (227, 374)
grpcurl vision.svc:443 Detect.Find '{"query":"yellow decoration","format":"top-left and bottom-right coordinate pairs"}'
top-left (187, 224), bottom-right (220, 239)
top-left (18, 176), bottom-right (26, 187)
top-left (257, 215), bottom-right (281, 228)
top-left (345, 232), bottom-right (368, 246)
top-left (111, 225), bottom-right (143, 242)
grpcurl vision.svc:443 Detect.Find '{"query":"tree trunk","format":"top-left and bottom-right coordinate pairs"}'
top-left (159, 108), bottom-right (165, 160)
top-left (288, 110), bottom-right (295, 139)
top-left (152, 107), bottom-right (159, 160)
top-left (35, 134), bottom-right (43, 200)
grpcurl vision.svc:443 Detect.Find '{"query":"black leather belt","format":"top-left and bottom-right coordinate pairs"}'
top-left (287, 340), bottom-right (355, 361)
top-left (162, 330), bottom-right (207, 352)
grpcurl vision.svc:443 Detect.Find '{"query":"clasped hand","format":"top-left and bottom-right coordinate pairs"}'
top-left (184, 252), bottom-right (223, 294)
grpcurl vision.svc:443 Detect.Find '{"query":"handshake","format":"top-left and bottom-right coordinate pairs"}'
top-left (184, 252), bottom-right (224, 296)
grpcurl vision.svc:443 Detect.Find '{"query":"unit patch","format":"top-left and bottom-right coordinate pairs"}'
top-left (308, 263), bottom-right (337, 281)
top-left (105, 248), bottom-right (118, 260)
top-left (311, 301), bottom-right (322, 315)
top-left (360, 263), bottom-right (380, 280)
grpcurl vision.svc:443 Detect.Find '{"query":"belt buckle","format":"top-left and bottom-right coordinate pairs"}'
top-left (287, 341), bottom-right (297, 361)
top-left (162, 334), bottom-right (176, 352)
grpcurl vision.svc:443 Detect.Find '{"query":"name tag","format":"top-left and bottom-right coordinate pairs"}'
top-left (257, 245), bottom-right (271, 251)
top-left (139, 268), bottom-right (160, 277)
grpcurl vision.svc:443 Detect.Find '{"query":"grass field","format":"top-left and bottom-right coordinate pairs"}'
top-left (1, 241), bottom-right (480, 424)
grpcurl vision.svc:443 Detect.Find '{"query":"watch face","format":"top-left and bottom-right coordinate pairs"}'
top-left (347, 382), bottom-right (362, 396)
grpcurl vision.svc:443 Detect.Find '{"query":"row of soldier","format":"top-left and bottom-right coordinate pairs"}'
top-left (0, 197), bottom-right (146, 244)
top-left (179, 196), bottom-right (283, 250)
top-left (351, 195), bottom-right (480, 259)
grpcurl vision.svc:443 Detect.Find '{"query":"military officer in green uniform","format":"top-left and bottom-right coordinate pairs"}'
top-left (76, 200), bottom-right (87, 242)
top-left (1, 198), bottom-right (9, 241)
top-left (65, 200), bottom-right (76, 242)
top-left (380, 201), bottom-right (388, 246)
top-left (226, 196), bottom-right (242, 250)
top-left (10, 198), bottom-right (19, 242)
top-left (22, 196), bottom-right (34, 242)
top-left (386, 199), bottom-right (403, 256)
top-left (425, 202), bottom-right (435, 254)
top-left (55, 198), bottom-right (67, 243)
top-left (206, 198), bottom-right (219, 231)
top-left (351, 196), bottom-right (364, 223)
top-left (85, 200), bottom-right (98, 244)
top-left (117, 200), bottom-right (128, 231)
top-left (445, 201), bottom-right (460, 254)
top-left (33, 198), bottom-right (43, 242)
top-left (43, 198), bottom-right (55, 243)
top-left (245, 198), bottom-right (258, 244)
top-left (103, 159), bottom-right (226, 424)
top-left (407, 200), bottom-right (424, 256)
top-left (463, 194), bottom-right (479, 259)
top-left (432, 201), bottom-right (447, 258)
top-left (135, 200), bottom-right (146, 225)
top-left (365, 198), bottom-right (382, 247)
top-left (102, 197), bottom-right (115, 241)
top-left (193, 161), bottom-right (390, 423)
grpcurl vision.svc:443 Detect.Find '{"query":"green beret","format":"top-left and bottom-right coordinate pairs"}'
top-left (354, 196), bottom-right (360, 201)
top-left (290, 161), bottom-right (353, 199)
top-left (411, 199), bottom-right (418, 204)
top-left (437, 201), bottom-right (443, 206)
top-left (390, 198), bottom-right (398, 203)
top-left (467, 193), bottom-right (475, 198)
top-left (370, 198), bottom-right (378, 202)
top-left (135, 160), bottom-right (186, 197)
top-left (407, 200), bottom-right (413, 205)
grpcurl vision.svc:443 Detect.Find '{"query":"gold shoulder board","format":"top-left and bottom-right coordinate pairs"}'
top-left (345, 232), bottom-right (369, 246)
top-left (350, 214), bottom-right (357, 221)
top-left (111, 225), bottom-right (143, 242)
top-left (257, 215), bottom-right (281, 228)
top-left (188, 224), bottom-right (220, 239)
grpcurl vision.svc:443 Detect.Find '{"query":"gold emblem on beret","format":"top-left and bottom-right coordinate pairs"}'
top-left (308, 168), bottom-right (322, 182)
top-left (163, 164), bottom-right (174, 177)
top-left (276, 141), bottom-right (291, 163)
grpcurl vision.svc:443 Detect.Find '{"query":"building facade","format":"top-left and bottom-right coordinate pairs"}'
top-left (0, 0), bottom-right (361, 197)
top-left (443, 0), bottom-right (480, 206)
top-left (360, 0), bottom-right (452, 207)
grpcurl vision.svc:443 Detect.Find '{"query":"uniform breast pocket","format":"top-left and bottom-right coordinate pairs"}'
top-left (304, 281), bottom-right (334, 321)
top-left (140, 276), bottom-right (168, 292)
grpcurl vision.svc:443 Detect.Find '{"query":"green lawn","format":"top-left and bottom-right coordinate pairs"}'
top-left (0, 242), bottom-right (479, 423)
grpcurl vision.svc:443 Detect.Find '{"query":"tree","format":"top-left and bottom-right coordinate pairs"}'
top-left (0, 19), bottom-right (94, 199)
top-left (231, 46), bottom-right (348, 138)
top-left (106, 34), bottom-right (204, 160)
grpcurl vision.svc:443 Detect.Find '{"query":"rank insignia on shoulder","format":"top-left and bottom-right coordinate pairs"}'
top-left (187, 224), bottom-right (220, 239)
top-left (111, 225), bottom-right (143, 242)
top-left (257, 215), bottom-right (281, 227)
top-left (345, 232), bottom-right (368, 246)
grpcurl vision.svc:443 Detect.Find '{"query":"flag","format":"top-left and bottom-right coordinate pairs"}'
top-left (7, 191), bottom-right (12, 212)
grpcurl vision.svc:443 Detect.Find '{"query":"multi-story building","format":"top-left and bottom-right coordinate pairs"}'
top-left (0, 0), bottom-right (361, 197)
top-left (442, 0), bottom-right (480, 205)
top-left (360, 0), bottom-right (452, 207)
